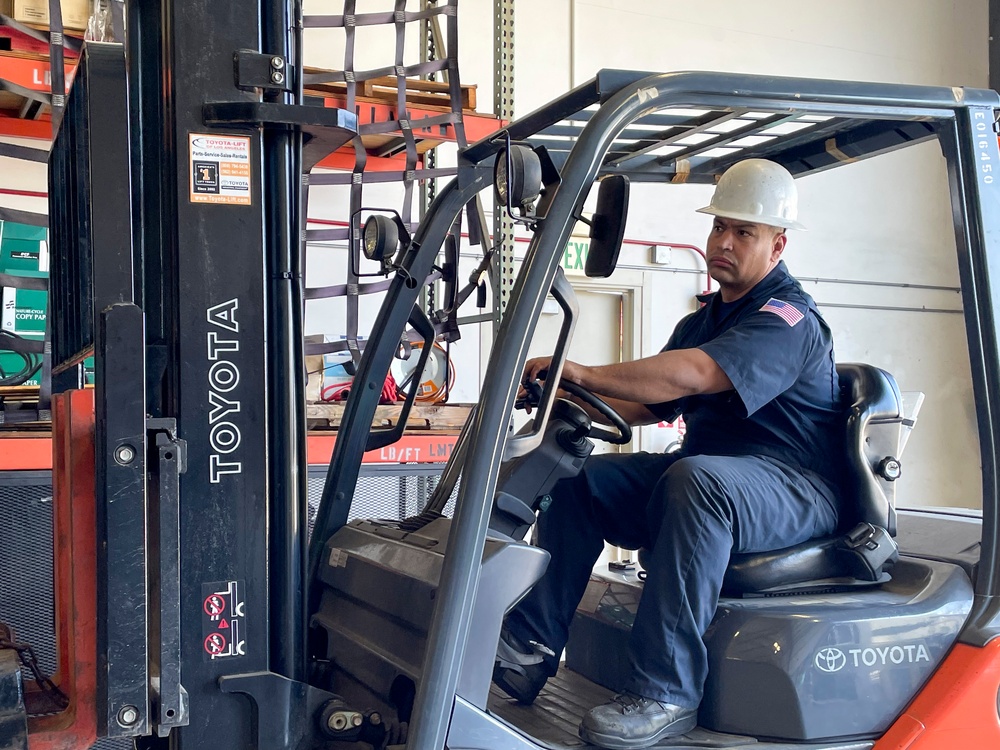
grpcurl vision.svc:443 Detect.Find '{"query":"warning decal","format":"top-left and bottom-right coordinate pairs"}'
top-left (189, 134), bottom-right (252, 205)
top-left (201, 580), bottom-right (246, 660)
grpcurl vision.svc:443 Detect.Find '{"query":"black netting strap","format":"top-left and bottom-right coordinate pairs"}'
top-left (359, 111), bottom-right (458, 136)
top-left (306, 220), bottom-right (421, 242)
top-left (304, 323), bottom-right (428, 357)
top-left (0, 273), bottom-right (47, 292)
top-left (37, 325), bottom-right (51, 411)
top-left (0, 331), bottom-right (45, 355)
top-left (343, 0), bottom-right (358, 111)
top-left (305, 269), bottom-right (441, 302)
top-left (0, 206), bottom-right (47, 228)
top-left (47, 0), bottom-right (65, 129)
top-left (304, 59), bottom-right (448, 87)
top-left (393, 0), bottom-right (418, 227)
top-left (444, 0), bottom-right (467, 147)
top-left (308, 167), bottom-right (457, 187)
top-left (0, 142), bottom-right (48, 162)
top-left (305, 278), bottom-right (392, 301)
top-left (303, 5), bottom-right (448, 29)
top-left (305, 226), bottom-right (350, 242)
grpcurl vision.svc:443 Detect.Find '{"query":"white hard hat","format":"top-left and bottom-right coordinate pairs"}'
top-left (696, 158), bottom-right (806, 231)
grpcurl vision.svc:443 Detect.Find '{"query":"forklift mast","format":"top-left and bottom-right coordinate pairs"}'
top-left (44, 0), bottom-right (355, 746)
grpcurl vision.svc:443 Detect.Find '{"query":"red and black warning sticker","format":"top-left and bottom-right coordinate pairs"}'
top-left (201, 580), bottom-right (246, 661)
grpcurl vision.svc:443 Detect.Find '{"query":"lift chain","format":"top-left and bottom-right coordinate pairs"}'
top-left (0, 626), bottom-right (69, 716)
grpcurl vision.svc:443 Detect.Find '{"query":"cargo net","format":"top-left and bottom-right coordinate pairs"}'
top-left (302, 0), bottom-right (494, 400)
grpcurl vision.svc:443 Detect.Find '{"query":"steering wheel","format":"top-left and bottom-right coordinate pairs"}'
top-left (515, 377), bottom-right (632, 445)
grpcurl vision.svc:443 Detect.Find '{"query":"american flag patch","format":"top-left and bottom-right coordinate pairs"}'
top-left (760, 298), bottom-right (804, 327)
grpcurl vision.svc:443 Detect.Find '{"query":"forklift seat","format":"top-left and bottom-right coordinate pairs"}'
top-left (720, 363), bottom-right (905, 595)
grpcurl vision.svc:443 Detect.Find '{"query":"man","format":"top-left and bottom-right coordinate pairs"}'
top-left (493, 159), bottom-right (844, 748)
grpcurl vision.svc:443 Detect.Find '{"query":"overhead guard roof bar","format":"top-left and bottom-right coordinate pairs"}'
top-left (463, 70), bottom-right (998, 183)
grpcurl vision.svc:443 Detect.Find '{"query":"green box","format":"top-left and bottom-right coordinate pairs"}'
top-left (1, 221), bottom-right (49, 336)
top-left (0, 223), bottom-right (90, 387)
top-left (0, 239), bottom-right (44, 274)
top-left (2, 286), bottom-right (47, 335)
top-left (0, 221), bottom-right (46, 274)
top-left (0, 221), bottom-right (46, 243)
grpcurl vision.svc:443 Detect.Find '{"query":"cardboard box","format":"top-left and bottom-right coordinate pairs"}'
top-left (0, 0), bottom-right (91, 31)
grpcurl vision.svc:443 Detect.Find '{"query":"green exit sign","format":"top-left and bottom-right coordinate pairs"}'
top-left (562, 237), bottom-right (590, 273)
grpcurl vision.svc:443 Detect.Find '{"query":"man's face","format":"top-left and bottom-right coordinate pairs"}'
top-left (705, 217), bottom-right (786, 301)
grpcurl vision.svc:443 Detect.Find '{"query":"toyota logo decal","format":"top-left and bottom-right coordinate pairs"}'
top-left (815, 647), bottom-right (847, 673)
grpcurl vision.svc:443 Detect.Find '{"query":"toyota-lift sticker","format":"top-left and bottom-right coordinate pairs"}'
top-left (201, 580), bottom-right (247, 660)
top-left (189, 134), bottom-right (252, 205)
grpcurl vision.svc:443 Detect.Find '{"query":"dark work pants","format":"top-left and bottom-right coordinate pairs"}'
top-left (505, 451), bottom-right (839, 709)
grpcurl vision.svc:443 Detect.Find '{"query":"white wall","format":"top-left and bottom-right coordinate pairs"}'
top-left (0, 136), bottom-right (48, 216)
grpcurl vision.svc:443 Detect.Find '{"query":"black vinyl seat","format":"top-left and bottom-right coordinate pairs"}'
top-left (720, 363), bottom-right (905, 596)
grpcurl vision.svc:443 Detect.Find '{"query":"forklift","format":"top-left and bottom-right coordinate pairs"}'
top-left (3, 0), bottom-right (1000, 748)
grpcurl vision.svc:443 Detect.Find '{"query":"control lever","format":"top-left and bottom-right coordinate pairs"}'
top-left (514, 380), bottom-right (544, 411)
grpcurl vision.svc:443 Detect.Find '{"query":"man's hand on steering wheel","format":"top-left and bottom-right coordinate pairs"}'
top-left (516, 356), bottom-right (632, 445)
top-left (517, 356), bottom-right (570, 412)
top-left (521, 356), bottom-right (586, 392)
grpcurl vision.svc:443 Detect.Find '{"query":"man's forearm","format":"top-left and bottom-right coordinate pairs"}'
top-left (568, 393), bottom-right (660, 427)
top-left (571, 349), bottom-right (732, 404)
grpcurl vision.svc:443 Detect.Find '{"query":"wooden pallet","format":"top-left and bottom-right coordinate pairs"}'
top-left (0, 384), bottom-right (39, 399)
top-left (306, 401), bottom-right (472, 432)
top-left (0, 384), bottom-right (48, 429)
top-left (303, 68), bottom-right (477, 112)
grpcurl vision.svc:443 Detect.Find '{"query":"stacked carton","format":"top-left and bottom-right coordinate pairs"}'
top-left (0, 221), bottom-right (46, 386)
top-left (0, 0), bottom-right (90, 31)
top-left (0, 220), bottom-right (94, 387)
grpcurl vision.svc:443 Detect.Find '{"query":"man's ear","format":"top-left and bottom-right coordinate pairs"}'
top-left (771, 230), bottom-right (787, 261)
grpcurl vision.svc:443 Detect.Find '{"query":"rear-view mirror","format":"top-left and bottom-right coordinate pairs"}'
top-left (585, 175), bottom-right (630, 278)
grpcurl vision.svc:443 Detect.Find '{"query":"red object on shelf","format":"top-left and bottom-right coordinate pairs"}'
top-left (0, 114), bottom-right (51, 138)
top-left (0, 27), bottom-right (79, 58)
top-left (0, 50), bottom-right (76, 92)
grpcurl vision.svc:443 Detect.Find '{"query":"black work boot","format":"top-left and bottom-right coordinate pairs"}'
top-left (492, 626), bottom-right (555, 705)
top-left (579, 692), bottom-right (697, 749)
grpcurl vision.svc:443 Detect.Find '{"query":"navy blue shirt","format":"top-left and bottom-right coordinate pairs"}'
top-left (647, 262), bottom-right (843, 490)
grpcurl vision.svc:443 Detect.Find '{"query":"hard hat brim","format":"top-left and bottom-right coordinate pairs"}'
top-left (696, 205), bottom-right (806, 232)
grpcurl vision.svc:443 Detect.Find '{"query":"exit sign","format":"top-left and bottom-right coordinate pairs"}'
top-left (562, 236), bottom-right (590, 274)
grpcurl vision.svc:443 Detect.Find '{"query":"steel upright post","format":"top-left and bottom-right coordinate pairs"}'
top-left (262, 0), bottom-right (309, 684)
top-left (492, 0), bottom-right (516, 332)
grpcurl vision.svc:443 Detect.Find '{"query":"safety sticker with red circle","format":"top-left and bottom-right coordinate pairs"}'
top-left (201, 580), bottom-right (246, 660)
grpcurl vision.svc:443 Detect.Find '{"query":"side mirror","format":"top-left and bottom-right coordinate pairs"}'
top-left (585, 175), bottom-right (630, 278)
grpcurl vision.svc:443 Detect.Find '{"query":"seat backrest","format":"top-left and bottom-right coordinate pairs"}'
top-left (837, 363), bottom-right (905, 536)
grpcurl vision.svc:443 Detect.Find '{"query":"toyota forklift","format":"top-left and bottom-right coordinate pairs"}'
top-left (4, 2), bottom-right (1000, 748)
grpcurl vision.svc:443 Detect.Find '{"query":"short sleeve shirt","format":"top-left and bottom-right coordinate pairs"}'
top-left (646, 262), bottom-right (843, 489)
